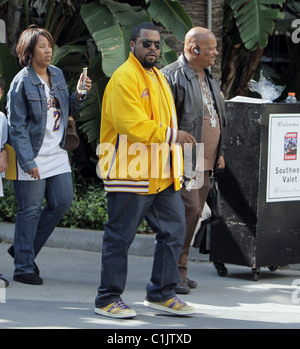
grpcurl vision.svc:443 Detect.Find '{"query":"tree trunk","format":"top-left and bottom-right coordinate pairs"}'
top-left (210, 0), bottom-right (224, 82)
top-left (7, 0), bottom-right (24, 51)
top-left (179, 0), bottom-right (224, 81)
top-left (221, 43), bottom-right (241, 98)
top-left (235, 48), bottom-right (264, 96)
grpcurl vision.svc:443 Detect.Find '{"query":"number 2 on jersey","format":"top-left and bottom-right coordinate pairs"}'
top-left (53, 110), bottom-right (61, 131)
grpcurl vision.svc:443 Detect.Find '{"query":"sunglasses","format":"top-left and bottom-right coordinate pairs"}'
top-left (140, 39), bottom-right (161, 50)
top-left (49, 88), bottom-right (60, 108)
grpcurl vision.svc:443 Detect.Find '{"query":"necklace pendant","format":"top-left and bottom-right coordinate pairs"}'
top-left (210, 117), bottom-right (217, 128)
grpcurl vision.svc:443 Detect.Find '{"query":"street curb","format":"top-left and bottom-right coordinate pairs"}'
top-left (0, 222), bottom-right (205, 261)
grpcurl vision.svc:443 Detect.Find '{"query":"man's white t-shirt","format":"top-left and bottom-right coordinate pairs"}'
top-left (17, 81), bottom-right (71, 180)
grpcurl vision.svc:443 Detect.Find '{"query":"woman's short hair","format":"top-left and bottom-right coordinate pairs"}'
top-left (16, 25), bottom-right (54, 67)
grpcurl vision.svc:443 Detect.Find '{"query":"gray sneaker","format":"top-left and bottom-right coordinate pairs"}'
top-left (175, 278), bottom-right (190, 294)
top-left (95, 300), bottom-right (137, 319)
top-left (186, 278), bottom-right (198, 289)
top-left (144, 296), bottom-right (196, 316)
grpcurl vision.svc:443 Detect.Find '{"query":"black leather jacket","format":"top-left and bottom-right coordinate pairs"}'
top-left (161, 54), bottom-right (226, 163)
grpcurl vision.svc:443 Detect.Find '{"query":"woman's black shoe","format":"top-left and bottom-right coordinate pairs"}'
top-left (0, 275), bottom-right (9, 287)
top-left (7, 245), bottom-right (40, 276)
top-left (13, 273), bottom-right (43, 285)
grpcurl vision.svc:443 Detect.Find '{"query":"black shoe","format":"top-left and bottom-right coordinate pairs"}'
top-left (186, 278), bottom-right (198, 289)
top-left (13, 273), bottom-right (43, 285)
top-left (175, 278), bottom-right (190, 294)
top-left (0, 275), bottom-right (9, 287)
top-left (8, 245), bottom-right (40, 276)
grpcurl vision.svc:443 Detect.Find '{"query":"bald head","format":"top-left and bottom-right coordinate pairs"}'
top-left (184, 27), bottom-right (215, 52)
top-left (183, 27), bottom-right (218, 70)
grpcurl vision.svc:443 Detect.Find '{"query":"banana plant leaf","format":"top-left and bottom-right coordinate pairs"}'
top-left (77, 53), bottom-right (109, 145)
top-left (81, 0), bottom-right (188, 78)
top-left (52, 44), bottom-right (88, 67)
top-left (81, 0), bottom-right (150, 77)
top-left (229, 0), bottom-right (285, 50)
top-left (0, 43), bottom-right (19, 111)
top-left (79, 0), bottom-right (191, 143)
top-left (146, 0), bottom-right (193, 42)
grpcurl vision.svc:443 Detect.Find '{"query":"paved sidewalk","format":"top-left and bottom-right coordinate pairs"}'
top-left (1, 223), bottom-right (300, 330)
top-left (0, 222), bottom-right (202, 259)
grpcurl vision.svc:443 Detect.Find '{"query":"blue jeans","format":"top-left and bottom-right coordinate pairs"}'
top-left (13, 173), bottom-right (73, 275)
top-left (95, 185), bottom-right (186, 307)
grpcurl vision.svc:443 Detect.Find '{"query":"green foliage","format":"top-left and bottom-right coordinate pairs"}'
top-left (0, 0), bottom-right (188, 235)
top-left (81, 0), bottom-right (150, 77)
top-left (59, 184), bottom-right (108, 230)
top-left (228, 0), bottom-right (285, 50)
top-left (0, 180), bottom-right (109, 230)
top-left (0, 0), bottom-right (192, 146)
top-left (0, 179), bottom-right (152, 233)
top-left (147, 0), bottom-right (193, 42)
top-left (0, 181), bottom-right (18, 222)
top-left (0, 43), bottom-right (19, 112)
top-left (78, 0), bottom-right (191, 144)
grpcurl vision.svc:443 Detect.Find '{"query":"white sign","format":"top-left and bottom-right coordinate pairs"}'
top-left (267, 114), bottom-right (300, 202)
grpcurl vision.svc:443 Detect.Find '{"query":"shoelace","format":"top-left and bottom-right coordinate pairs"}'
top-left (174, 296), bottom-right (186, 304)
top-left (168, 296), bottom-right (187, 308)
top-left (113, 301), bottom-right (130, 310)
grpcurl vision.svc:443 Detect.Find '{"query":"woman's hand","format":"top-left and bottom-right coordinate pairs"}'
top-left (27, 167), bottom-right (40, 181)
top-left (76, 73), bottom-right (92, 100)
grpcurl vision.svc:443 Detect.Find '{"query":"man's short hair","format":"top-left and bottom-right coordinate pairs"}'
top-left (0, 75), bottom-right (5, 90)
top-left (130, 22), bottom-right (160, 42)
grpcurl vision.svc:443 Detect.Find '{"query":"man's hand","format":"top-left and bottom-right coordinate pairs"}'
top-left (0, 149), bottom-right (8, 173)
top-left (217, 155), bottom-right (225, 170)
top-left (176, 130), bottom-right (196, 147)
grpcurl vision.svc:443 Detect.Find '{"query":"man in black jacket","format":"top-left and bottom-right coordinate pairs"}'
top-left (161, 27), bottom-right (226, 294)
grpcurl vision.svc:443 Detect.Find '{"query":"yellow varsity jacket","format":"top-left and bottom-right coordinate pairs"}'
top-left (98, 53), bottom-right (183, 194)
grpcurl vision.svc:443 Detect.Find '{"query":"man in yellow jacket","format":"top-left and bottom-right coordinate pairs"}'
top-left (95, 22), bottom-right (196, 318)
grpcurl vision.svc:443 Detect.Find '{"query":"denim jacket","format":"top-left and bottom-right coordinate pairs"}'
top-left (6, 65), bottom-right (83, 172)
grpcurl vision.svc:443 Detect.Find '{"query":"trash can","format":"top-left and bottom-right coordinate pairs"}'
top-left (209, 101), bottom-right (300, 280)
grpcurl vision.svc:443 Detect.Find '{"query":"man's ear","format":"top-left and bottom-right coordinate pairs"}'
top-left (192, 44), bottom-right (200, 55)
top-left (130, 40), bottom-right (135, 53)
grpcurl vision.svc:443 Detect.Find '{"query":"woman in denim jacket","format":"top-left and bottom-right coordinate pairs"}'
top-left (6, 26), bottom-right (92, 285)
